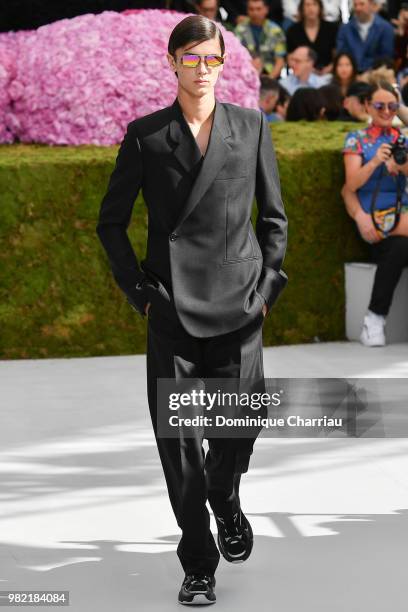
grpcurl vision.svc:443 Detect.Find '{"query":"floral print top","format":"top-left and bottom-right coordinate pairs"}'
top-left (343, 125), bottom-right (408, 212)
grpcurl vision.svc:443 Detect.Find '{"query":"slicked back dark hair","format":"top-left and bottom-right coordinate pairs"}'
top-left (168, 15), bottom-right (225, 78)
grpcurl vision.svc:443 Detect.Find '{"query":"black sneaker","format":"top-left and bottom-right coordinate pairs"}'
top-left (178, 573), bottom-right (216, 605)
top-left (214, 509), bottom-right (253, 563)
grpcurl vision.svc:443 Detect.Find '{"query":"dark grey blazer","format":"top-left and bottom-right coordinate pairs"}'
top-left (96, 96), bottom-right (288, 338)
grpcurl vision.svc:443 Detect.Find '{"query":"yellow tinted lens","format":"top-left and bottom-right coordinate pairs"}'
top-left (206, 55), bottom-right (223, 67)
top-left (182, 54), bottom-right (200, 67)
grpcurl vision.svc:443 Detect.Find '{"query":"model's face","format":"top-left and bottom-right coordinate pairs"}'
top-left (247, 1), bottom-right (269, 25)
top-left (303, 0), bottom-right (320, 20)
top-left (365, 88), bottom-right (399, 127)
top-left (197, 0), bottom-right (218, 20)
top-left (336, 56), bottom-right (354, 81)
top-left (353, 0), bottom-right (373, 22)
top-left (167, 38), bottom-right (225, 98)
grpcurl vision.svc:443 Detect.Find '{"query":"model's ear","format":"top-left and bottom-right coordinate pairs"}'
top-left (219, 53), bottom-right (226, 73)
top-left (166, 53), bottom-right (177, 74)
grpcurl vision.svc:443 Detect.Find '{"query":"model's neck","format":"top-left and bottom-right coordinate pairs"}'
top-left (177, 91), bottom-right (216, 125)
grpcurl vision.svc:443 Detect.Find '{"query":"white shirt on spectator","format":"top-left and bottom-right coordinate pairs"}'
top-left (279, 72), bottom-right (332, 95)
top-left (356, 15), bottom-right (374, 41)
top-left (282, 0), bottom-right (352, 22)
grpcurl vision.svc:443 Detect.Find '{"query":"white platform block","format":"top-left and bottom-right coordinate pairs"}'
top-left (345, 263), bottom-right (408, 343)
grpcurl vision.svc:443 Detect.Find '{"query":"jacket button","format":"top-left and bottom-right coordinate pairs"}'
top-left (169, 233), bottom-right (178, 241)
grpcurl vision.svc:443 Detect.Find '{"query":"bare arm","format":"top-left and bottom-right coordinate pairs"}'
top-left (341, 184), bottom-right (381, 243)
top-left (344, 144), bottom-right (391, 191)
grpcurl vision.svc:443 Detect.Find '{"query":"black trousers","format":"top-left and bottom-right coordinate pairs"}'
top-left (146, 304), bottom-right (265, 577)
top-left (369, 235), bottom-right (408, 316)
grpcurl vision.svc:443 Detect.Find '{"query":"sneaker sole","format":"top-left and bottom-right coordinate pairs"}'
top-left (179, 594), bottom-right (216, 605)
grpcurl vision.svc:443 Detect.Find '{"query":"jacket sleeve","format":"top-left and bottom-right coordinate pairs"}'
top-left (96, 121), bottom-right (148, 316)
top-left (254, 111), bottom-right (288, 310)
top-left (379, 22), bottom-right (395, 59)
top-left (336, 24), bottom-right (347, 54)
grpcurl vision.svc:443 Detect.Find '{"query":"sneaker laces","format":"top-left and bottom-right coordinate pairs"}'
top-left (218, 511), bottom-right (245, 543)
top-left (185, 574), bottom-right (211, 590)
top-left (187, 574), bottom-right (212, 586)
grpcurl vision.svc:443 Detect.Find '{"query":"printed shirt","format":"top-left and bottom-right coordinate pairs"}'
top-left (343, 125), bottom-right (408, 212)
top-left (234, 17), bottom-right (286, 74)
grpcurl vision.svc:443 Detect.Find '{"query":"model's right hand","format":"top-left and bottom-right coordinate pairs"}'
top-left (373, 143), bottom-right (392, 166)
top-left (355, 209), bottom-right (381, 243)
top-left (144, 302), bottom-right (151, 315)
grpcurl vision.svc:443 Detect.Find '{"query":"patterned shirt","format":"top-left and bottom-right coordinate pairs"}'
top-left (343, 124), bottom-right (408, 213)
top-left (234, 17), bottom-right (286, 74)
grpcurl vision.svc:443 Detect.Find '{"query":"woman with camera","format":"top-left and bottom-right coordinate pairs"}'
top-left (342, 80), bottom-right (408, 347)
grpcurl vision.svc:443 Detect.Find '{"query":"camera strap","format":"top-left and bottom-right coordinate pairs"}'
top-left (370, 163), bottom-right (403, 236)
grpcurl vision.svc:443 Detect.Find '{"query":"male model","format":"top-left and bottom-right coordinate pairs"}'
top-left (96, 14), bottom-right (288, 605)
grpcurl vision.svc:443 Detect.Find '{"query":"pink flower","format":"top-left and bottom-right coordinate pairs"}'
top-left (0, 9), bottom-right (260, 145)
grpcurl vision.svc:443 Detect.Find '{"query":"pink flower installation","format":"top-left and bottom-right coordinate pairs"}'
top-left (0, 31), bottom-right (19, 143)
top-left (0, 9), bottom-right (260, 145)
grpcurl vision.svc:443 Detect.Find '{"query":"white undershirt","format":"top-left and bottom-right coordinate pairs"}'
top-left (357, 15), bottom-right (374, 41)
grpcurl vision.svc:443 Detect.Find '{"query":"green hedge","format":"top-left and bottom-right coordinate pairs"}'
top-left (0, 121), bottom-right (369, 359)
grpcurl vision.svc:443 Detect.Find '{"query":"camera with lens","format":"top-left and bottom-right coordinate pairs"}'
top-left (391, 136), bottom-right (408, 165)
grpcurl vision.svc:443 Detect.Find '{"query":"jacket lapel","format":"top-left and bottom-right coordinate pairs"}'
top-left (168, 95), bottom-right (232, 230)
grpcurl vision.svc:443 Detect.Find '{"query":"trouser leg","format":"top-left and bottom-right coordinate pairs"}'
top-left (369, 236), bottom-right (408, 316)
top-left (146, 314), bottom-right (220, 576)
top-left (202, 310), bottom-right (266, 518)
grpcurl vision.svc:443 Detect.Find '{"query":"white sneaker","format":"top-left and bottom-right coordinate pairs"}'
top-left (360, 311), bottom-right (386, 347)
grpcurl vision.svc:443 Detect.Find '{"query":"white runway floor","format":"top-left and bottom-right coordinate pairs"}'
top-left (0, 341), bottom-right (407, 611)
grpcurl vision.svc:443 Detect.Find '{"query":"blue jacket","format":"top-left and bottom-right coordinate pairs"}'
top-left (336, 14), bottom-right (394, 72)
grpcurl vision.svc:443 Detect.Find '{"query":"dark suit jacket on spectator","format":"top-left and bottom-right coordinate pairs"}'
top-left (336, 14), bottom-right (395, 72)
top-left (286, 20), bottom-right (339, 69)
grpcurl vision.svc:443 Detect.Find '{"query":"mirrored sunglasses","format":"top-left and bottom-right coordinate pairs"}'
top-left (371, 101), bottom-right (400, 112)
top-left (180, 53), bottom-right (224, 68)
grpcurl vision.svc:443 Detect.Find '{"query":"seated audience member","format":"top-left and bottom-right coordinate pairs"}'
top-left (281, 0), bottom-right (300, 31)
top-left (280, 45), bottom-right (331, 94)
top-left (286, 0), bottom-right (339, 74)
top-left (286, 86), bottom-right (326, 119)
top-left (331, 52), bottom-right (358, 97)
top-left (258, 76), bottom-right (291, 120)
top-left (221, 0), bottom-right (284, 28)
top-left (281, 0), bottom-right (348, 28)
top-left (336, 0), bottom-right (394, 73)
top-left (393, 3), bottom-right (408, 71)
top-left (259, 76), bottom-right (281, 119)
top-left (322, 0), bottom-right (352, 22)
top-left (363, 56), bottom-right (396, 84)
top-left (234, 0), bottom-right (286, 78)
top-left (342, 80), bottom-right (408, 346)
top-left (337, 81), bottom-right (371, 120)
top-left (274, 85), bottom-right (291, 119)
top-left (319, 84), bottom-right (343, 119)
top-left (194, 0), bottom-right (237, 30)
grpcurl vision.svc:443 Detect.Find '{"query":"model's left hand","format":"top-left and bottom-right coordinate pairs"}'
top-left (262, 303), bottom-right (268, 318)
